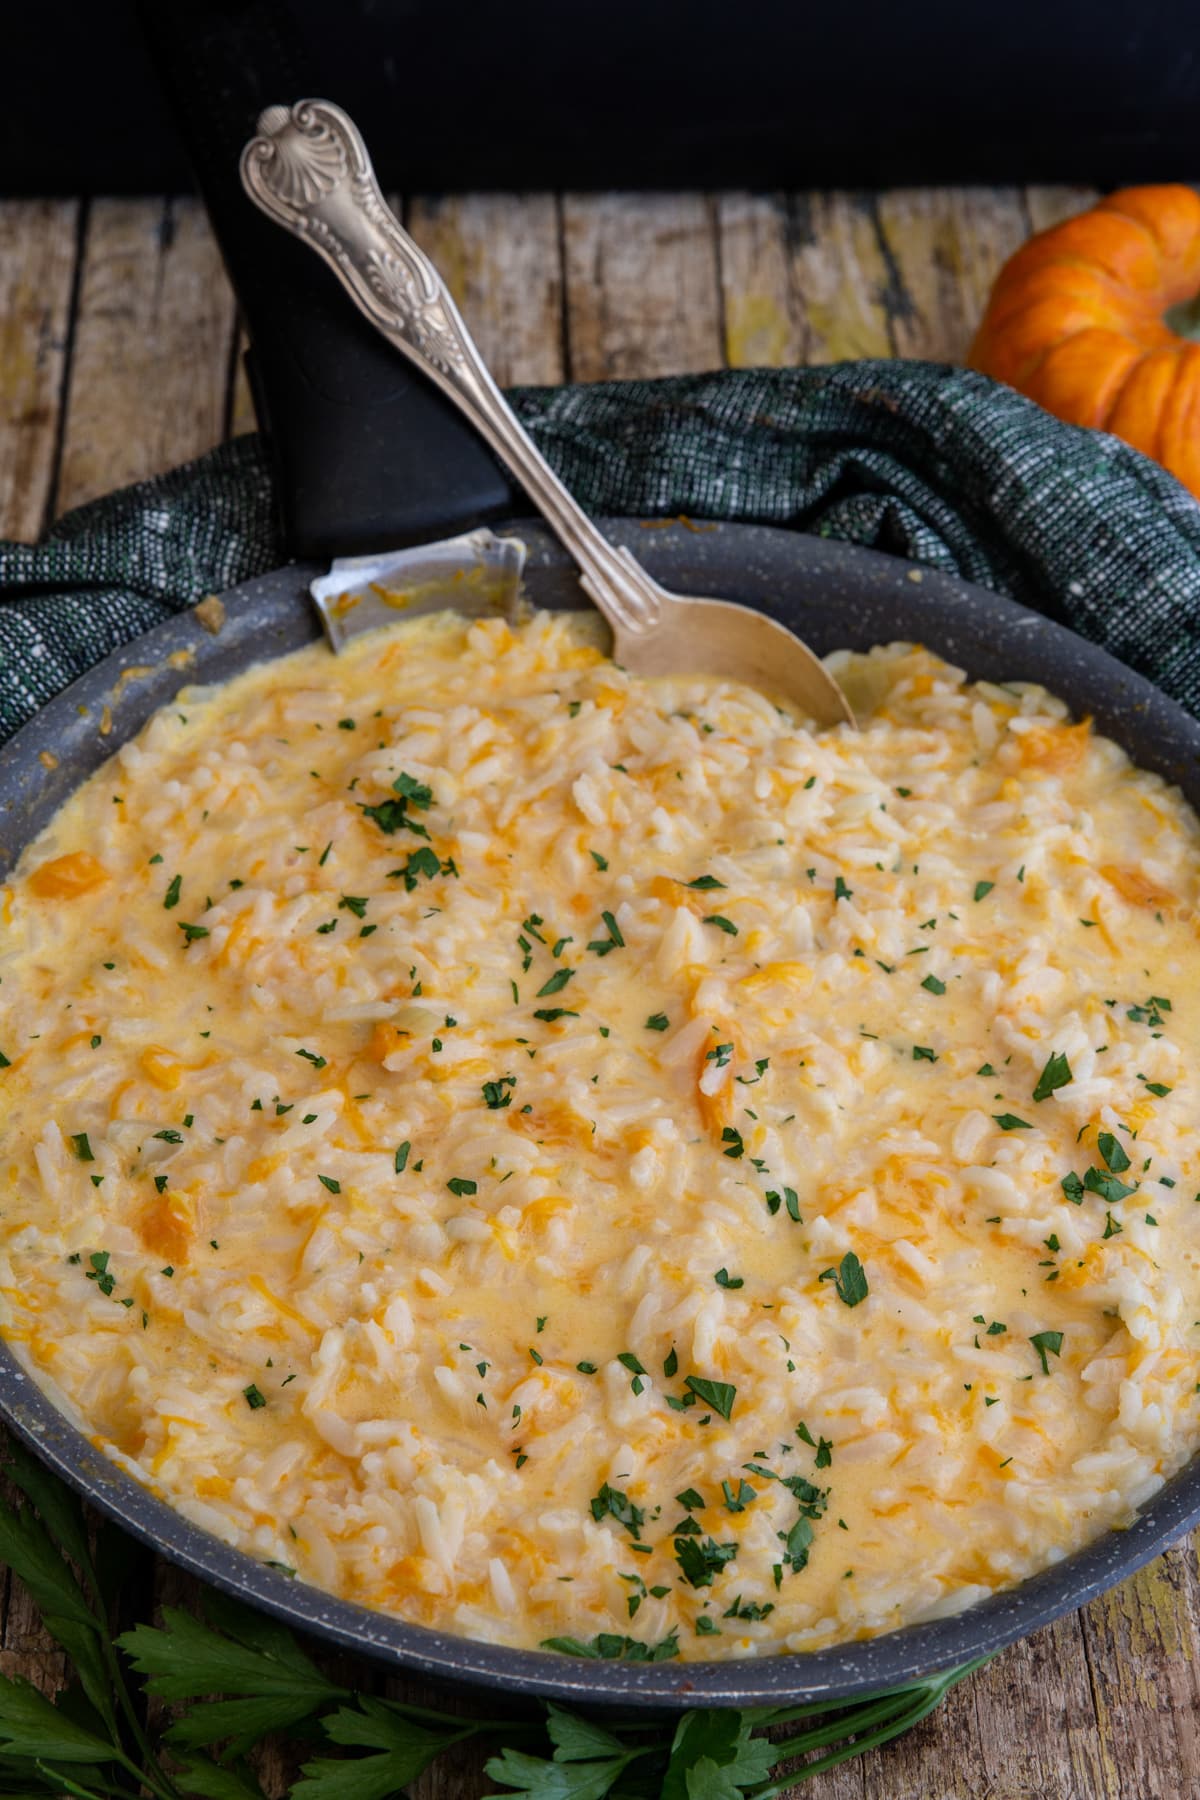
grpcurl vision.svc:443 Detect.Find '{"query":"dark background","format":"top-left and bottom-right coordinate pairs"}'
top-left (7, 0), bottom-right (1200, 194)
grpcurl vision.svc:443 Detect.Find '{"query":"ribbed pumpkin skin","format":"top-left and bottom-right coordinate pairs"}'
top-left (970, 185), bottom-right (1200, 498)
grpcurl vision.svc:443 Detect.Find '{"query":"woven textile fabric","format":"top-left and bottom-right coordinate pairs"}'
top-left (3, 359), bottom-right (1200, 744)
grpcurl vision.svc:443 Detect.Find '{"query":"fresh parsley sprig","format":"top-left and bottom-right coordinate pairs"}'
top-left (0, 1437), bottom-right (989, 1798)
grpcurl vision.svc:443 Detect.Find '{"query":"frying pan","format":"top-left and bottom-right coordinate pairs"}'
top-left (2, 0), bottom-right (1200, 1714)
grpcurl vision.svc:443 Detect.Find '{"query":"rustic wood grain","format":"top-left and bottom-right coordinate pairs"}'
top-left (226, 320), bottom-right (258, 441)
top-left (1023, 184), bottom-right (1103, 236)
top-left (0, 199), bottom-right (80, 542)
top-left (561, 193), bottom-right (724, 381)
top-left (717, 192), bottom-right (806, 369)
top-left (872, 187), bottom-right (1029, 364)
top-left (781, 193), bottom-right (896, 365)
top-left (407, 193), bottom-right (566, 387)
top-left (1079, 1539), bottom-right (1200, 1800)
top-left (54, 196), bottom-right (238, 517)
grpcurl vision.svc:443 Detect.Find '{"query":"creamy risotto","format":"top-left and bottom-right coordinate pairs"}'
top-left (2, 610), bottom-right (1200, 1661)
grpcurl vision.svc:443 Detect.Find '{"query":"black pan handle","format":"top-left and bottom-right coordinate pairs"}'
top-left (137, 0), bottom-right (519, 558)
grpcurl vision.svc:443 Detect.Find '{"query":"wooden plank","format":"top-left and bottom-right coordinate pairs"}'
top-left (872, 187), bottom-right (1030, 364)
top-left (0, 199), bottom-right (79, 542)
top-left (407, 194), bottom-right (565, 387)
top-left (54, 196), bottom-right (238, 517)
top-left (226, 320), bottom-right (258, 441)
top-left (561, 193), bottom-right (723, 381)
top-left (1024, 184), bottom-right (1102, 235)
top-left (1080, 1540), bottom-right (1200, 1800)
top-left (780, 193), bottom-right (895, 365)
top-left (854, 1617), bottom-right (1111, 1800)
top-left (717, 192), bottom-right (806, 368)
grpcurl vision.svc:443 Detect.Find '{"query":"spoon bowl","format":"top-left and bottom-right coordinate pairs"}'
top-left (240, 100), bottom-right (855, 729)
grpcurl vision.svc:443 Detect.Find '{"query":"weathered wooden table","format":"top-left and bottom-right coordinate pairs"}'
top-left (1, 185), bottom-right (1197, 1799)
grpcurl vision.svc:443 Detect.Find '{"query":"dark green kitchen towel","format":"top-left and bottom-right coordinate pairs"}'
top-left (3, 357), bottom-right (1200, 745)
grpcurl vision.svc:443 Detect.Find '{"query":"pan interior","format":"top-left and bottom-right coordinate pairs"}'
top-left (2, 518), bottom-right (1200, 1708)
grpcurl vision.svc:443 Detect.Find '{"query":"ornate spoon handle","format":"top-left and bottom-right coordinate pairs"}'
top-left (241, 99), bottom-right (667, 637)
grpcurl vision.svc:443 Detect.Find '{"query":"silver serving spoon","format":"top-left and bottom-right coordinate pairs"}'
top-left (240, 100), bottom-right (854, 728)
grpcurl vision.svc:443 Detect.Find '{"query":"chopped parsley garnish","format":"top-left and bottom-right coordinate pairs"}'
top-left (1061, 1171), bottom-right (1085, 1204)
top-left (84, 1251), bottom-right (114, 1295)
top-left (683, 1376), bottom-right (736, 1420)
top-left (178, 922), bottom-right (209, 942)
top-left (536, 967), bottom-right (575, 997)
top-left (447, 1177), bottom-right (477, 1197)
top-left (674, 1535), bottom-right (738, 1588)
top-left (1029, 1330), bottom-right (1064, 1374)
top-left (686, 875), bottom-right (726, 890)
top-left (714, 1267), bottom-right (744, 1289)
top-left (533, 1008), bottom-right (579, 1022)
top-left (338, 895), bottom-right (368, 918)
top-left (317, 1174), bottom-right (341, 1194)
top-left (921, 974), bottom-right (946, 995)
top-left (819, 1251), bottom-right (869, 1307)
top-left (833, 876), bottom-right (853, 902)
top-left (69, 1132), bottom-right (94, 1162)
top-left (589, 849), bottom-right (608, 871)
top-left (1142, 1080), bottom-right (1173, 1097)
top-left (243, 1384), bottom-right (267, 1410)
top-left (720, 1127), bottom-right (745, 1158)
top-left (163, 874), bottom-right (182, 909)
top-left (539, 1630), bottom-right (679, 1662)
top-left (722, 1480), bottom-right (757, 1512)
top-left (295, 1048), bottom-right (327, 1069)
top-left (590, 1483), bottom-right (645, 1540)
top-left (675, 1487), bottom-right (706, 1511)
top-left (645, 1013), bottom-right (670, 1031)
top-left (913, 1045), bottom-right (937, 1062)
top-left (1032, 1051), bottom-right (1072, 1102)
top-left (482, 1076), bottom-right (516, 1109)
top-left (973, 880), bottom-right (994, 901)
top-left (393, 1142), bottom-right (410, 1172)
top-left (703, 914), bottom-right (738, 935)
top-left (724, 1596), bottom-right (775, 1621)
top-left (388, 846), bottom-right (451, 891)
top-left (587, 910), bottom-right (625, 956)
top-left (1098, 1131), bottom-right (1131, 1173)
top-left (1083, 1167), bottom-right (1136, 1203)
top-left (992, 1113), bottom-right (1032, 1131)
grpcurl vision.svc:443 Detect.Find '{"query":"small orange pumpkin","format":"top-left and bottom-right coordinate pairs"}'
top-left (970, 184), bottom-right (1200, 499)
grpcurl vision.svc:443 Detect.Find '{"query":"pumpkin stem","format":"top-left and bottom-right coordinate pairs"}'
top-left (1164, 292), bottom-right (1200, 340)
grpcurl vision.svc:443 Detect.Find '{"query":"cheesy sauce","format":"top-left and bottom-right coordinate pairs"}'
top-left (2, 610), bottom-right (1200, 1660)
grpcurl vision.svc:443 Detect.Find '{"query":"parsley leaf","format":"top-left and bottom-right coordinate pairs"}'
top-left (683, 1376), bottom-right (736, 1420)
top-left (820, 1251), bottom-right (869, 1307)
top-left (536, 968), bottom-right (575, 997)
top-left (1030, 1330), bottom-right (1064, 1374)
top-left (1032, 1051), bottom-right (1072, 1102)
top-left (1098, 1131), bottom-right (1131, 1173)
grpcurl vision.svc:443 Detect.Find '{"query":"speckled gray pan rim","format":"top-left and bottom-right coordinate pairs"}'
top-left (1, 519), bottom-right (1198, 1711)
